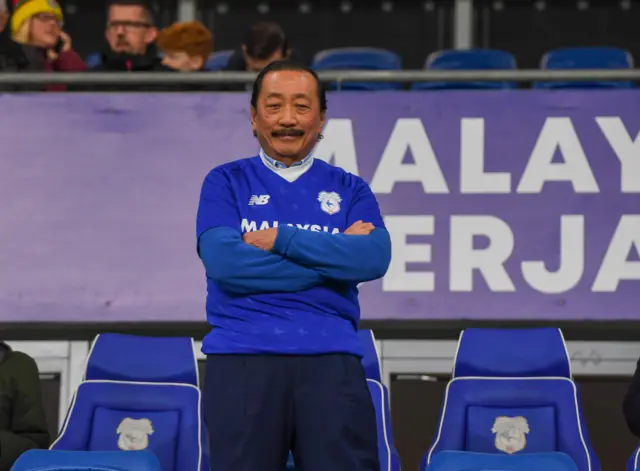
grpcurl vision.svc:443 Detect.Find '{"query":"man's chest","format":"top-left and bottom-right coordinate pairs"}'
top-left (234, 179), bottom-right (351, 234)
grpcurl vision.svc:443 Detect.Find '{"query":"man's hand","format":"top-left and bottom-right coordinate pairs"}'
top-left (243, 228), bottom-right (278, 251)
top-left (344, 220), bottom-right (375, 235)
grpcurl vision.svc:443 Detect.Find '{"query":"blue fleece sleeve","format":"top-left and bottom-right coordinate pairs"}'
top-left (272, 179), bottom-right (391, 282)
top-left (199, 228), bottom-right (324, 294)
top-left (196, 168), bottom-right (323, 294)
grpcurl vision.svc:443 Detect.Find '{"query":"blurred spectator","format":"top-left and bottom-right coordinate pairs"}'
top-left (0, 342), bottom-right (50, 471)
top-left (94, 0), bottom-right (162, 72)
top-left (156, 21), bottom-right (212, 72)
top-left (0, 0), bottom-right (29, 75)
top-left (0, 0), bottom-right (7, 32)
top-left (4, 0), bottom-right (86, 90)
top-left (224, 21), bottom-right (292, 73)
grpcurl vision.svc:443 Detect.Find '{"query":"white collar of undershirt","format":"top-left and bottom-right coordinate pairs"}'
top-left (259, 148), bottom-right (314, 183)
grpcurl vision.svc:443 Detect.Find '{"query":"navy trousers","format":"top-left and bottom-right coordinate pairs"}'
top-left (204, 354), bottom-right (380, 471)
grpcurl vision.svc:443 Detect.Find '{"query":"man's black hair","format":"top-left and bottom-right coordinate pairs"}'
top-left (244, 21), bottom-right (288, 60)
top-left (250, 60), bottom-right (327, 112)
top-left (106, 0), bottom-right (155, 25)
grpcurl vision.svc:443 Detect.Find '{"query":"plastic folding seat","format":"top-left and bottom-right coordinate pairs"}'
top-left (368, 379), bottom-right (402, 471)
top-left (422, 328), bottom-right (599, 471)
top-left (11, 449), bottom-right (162, 471)
top-left (534, 47), bottom-right (634, 89)
top-left (84, 52), bottom-right (102, 69)
top-left (204, 49), bottom-right (234, 71)
top-left (628, 446), bottom-right (640, 471)
top-left (359, 329), bottom-right (382, 382)
top-left (51, 333), bottom-right (208, 471)
top-left (312, 47), bottom-right (403, 90)
top-left (412, 49), bottom-right (518, 90)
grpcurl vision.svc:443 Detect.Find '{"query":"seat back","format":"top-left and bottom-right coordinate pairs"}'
top-left (84, 52), bottom-right (102, 69)
top-left (204, 50), bottom-right (234, 71)
top-left (11, 450), bottom-right (163, 471)
top-left (52, 334), bottom-right (205, 471)
top-left (425, 328), bottom-right (599, 471)
top-left (628, 445), bottom-right (640, 471)
top-left (312, 47), bottom-right (403, 90)
top-left (368, 379), bottom-right (401, 471)
top-left (359, 329), bottom-right (382, 382)
top-left (535, 47), bottom-right (634, 89)
top-left (412, 49), bottom-right (517, 90)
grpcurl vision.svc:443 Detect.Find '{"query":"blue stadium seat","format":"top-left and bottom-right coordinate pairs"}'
top-left (422, 328), bottom-right (599, 471)
top-left (534, 47), bottom-right (634, 89)
top-left (359, 329), bottom-right (382, 382)
top-left (312, 47), bottom-right (403, 90)
top-left (51, 333), bottom-right (208, 471)
top-left (204, 50), bottom-right (234, 71)
top-left (628, 445), bottom-right (640, 471)
top-left (11, 450), bottom-right (162, 471)
top-left (412, 49), bottom-right (518, 90)
top-left (85, 52), bottom-right (102, 69)
top-left (368, 379), bottom-right (401, 471)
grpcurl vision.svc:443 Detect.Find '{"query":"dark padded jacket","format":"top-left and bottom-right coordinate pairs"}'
top-left (0, 342), bottom-right (50, 471)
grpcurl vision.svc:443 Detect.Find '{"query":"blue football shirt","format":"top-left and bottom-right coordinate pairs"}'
top-left (196, 151), bottom-right (386, 356)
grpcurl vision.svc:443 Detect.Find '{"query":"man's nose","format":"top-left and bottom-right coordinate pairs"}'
top-left (279, 105), bottom-right (297, 125)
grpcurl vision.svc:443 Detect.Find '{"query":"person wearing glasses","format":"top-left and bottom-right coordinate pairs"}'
top-left (94, 0), bottom-right (163, 73)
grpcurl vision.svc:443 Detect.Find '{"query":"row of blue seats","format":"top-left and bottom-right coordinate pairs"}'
top-left (204, 46), bottom-right (635, 90)
top-left (9, 328), bottom-right (640, 471)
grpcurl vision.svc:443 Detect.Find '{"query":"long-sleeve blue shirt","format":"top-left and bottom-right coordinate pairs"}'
top-left (196, 154), bottom-right (391, 356)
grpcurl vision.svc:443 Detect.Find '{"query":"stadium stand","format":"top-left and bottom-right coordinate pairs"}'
top-left (422, 328), bottom-right (599, 471)
top-left (50, 334), bottom-right (208, 471)
top-left (2, 1), bottom-right (640, 470)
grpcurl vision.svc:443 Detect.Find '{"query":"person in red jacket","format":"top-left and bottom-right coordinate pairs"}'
top-left (10, 0), bottom-right (86, 91)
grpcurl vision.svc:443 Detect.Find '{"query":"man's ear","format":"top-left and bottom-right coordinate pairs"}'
top-left (318, 110), bottom-right (326, 132)
top-left (145, 26), bottom-right (157, 45)
top-left (251, 106), bottom-right (258, 136)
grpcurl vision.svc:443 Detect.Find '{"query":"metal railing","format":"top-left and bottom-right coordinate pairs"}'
top-left (0, 69), bottom-right (639, 86)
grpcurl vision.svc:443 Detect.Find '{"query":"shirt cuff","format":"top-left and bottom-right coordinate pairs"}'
top-left (273, 225), bottom-right (298, 255)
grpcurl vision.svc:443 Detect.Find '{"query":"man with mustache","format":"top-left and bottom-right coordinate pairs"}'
top-left (92, 0), bottom-right (163, 74)
top-left (196, 60), bottom-right (391, 471)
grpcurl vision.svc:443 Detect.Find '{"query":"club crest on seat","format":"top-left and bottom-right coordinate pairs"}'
top-left (116, 417), bottom-right (154, 451)
top-left (492, 416), bottom-right (529, 454)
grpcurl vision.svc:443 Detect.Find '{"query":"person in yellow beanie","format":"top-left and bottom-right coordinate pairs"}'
top-left (11, 0), bottom-right (63, 46)
top-left (7, 0), bottom-right (86, 90)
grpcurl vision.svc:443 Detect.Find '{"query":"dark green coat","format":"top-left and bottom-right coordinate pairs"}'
top-left (0, 343), bottom-right (50, 471)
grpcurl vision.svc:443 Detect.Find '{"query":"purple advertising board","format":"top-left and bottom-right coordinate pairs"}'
top-left (0, 91), bottom-right (638, 322)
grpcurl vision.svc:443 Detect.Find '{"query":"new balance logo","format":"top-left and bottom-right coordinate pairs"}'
top-left (249, 195), bottom-right (270, 206)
